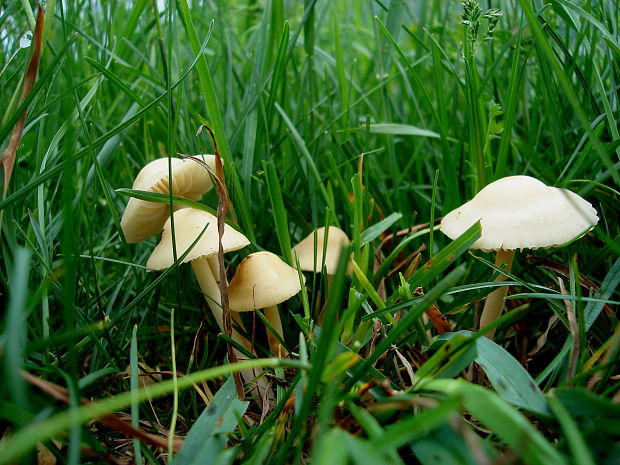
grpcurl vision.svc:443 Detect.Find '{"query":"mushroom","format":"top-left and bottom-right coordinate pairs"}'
top-left (120, 156), bottom-right (216, 243)
top-left (292, 226), bottom-right (352, 281)
top-left (147, 208), bottom-right (252, 350)
top-left (228, 251), bottom-right (305, 357)
top-left (440, 175), bottom-right (598, 338)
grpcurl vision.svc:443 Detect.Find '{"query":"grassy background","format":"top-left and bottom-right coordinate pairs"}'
top-left (0, 0), bottom-right (619, 464)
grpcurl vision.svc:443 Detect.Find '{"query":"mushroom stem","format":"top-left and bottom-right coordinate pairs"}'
top-left (325, 273), bottom-right (334, 294)
top-left (191, 257), bottom-right (267, 397)
top-left (207, 255), bottom-right (221, 283)
top-left (190, 257), bottom-right (251, 351)
top-left (204, 254), bottom-right (248, 343)
top-left (264, 305), bottom-right (286, 357)
top-left (480, 249), bottom-right (515, 339)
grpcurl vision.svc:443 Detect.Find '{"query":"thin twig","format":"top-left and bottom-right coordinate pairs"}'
top-left (195, 124), bottom-right (244, 400)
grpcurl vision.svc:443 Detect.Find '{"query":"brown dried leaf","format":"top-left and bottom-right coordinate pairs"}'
top-left (425, 303), bottom-right (452, 334)
top-left (1, 4), bottom-right (44, 199)
top-left (413, 287), bottom-right (452, 334)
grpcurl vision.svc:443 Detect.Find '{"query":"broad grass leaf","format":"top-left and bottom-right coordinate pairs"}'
top-left (553, 387), bottom-right (620, 418)
top-left (433, 330), bottom-right (549, 414)
top-left (474, 334), bottom-right (549, 414)
top-left (170, 377), bottom-right (249, 465)
top-left (360, 212), bottom-right (402, 245)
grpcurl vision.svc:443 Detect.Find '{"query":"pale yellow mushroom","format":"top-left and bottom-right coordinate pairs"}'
top-left (121, 156), bottom-right (216, 243)
top-left (440, 175), bottom-right (598, 339)
top-left (147, 208), bottom-right (251, 348)
top-left (292, 225), bottom-right (352, 291)
top-left (228, 251), bottom-right (305, 357)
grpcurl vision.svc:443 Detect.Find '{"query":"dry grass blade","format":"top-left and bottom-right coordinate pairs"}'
top-left (391, 345), bottom-right (415, 387)
top-left (1, 4), bottom-right (44, 201)
top-left (529, 314), bottom-right (560, 357)
top-left (375, 224), bottom-right (430, 257)
top-left (387, 248), bottom-right (424, 280)
top-left (194, 124), bottom-right (244, 399)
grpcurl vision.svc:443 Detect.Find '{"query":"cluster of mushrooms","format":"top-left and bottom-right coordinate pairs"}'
top-left (120, 157), bottom-right (599, 384)
top-left (120, 156), bottom-right (351, 388)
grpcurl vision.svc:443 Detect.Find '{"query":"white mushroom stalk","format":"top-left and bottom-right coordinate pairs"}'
top-left (228, 251), bottom-right (306, 357)
top-left (478, 248), bottom-right (515, 335)
top-left (190, 257), bottom-right (249, 346)
top-left (440, 176), bottom-right (598, 339)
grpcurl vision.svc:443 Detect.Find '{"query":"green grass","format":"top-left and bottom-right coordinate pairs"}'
top-left (1, 0), bottom-right (619, 464)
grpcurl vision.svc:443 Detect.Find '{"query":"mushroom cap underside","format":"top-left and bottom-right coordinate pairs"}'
top-left (121, 156), bottom-right (216, 243)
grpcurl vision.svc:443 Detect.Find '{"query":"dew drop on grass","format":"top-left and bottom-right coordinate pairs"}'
top-left (20, 31), bottom-right (32, 49)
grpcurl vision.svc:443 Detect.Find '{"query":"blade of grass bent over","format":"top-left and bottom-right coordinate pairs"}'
top-left (0, 359), bottom-right (308, 465)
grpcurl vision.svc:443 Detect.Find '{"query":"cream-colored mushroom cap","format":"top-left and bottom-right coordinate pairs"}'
top-left (146, 208), bottom-right (249, 270)
top-left (228, 251), bottom-right (305, 311)
top-left (121, 156), bottom-right (216, 243)
top-left (292, 226), bottom-right (350, 274)
top-left (440, 175), bottom-right (599, 251)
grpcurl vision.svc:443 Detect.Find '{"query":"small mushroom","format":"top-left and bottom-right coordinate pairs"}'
top-left (228, 251), bottom-right (305, 357)
top-left (121, 156), bottom-right (216, 243)
top-left (440, 175), bottom-right (598, 339)
top-left (147, 208), bottom-right (252, 349)
top-left (292, 226), bottom-right (352, 281)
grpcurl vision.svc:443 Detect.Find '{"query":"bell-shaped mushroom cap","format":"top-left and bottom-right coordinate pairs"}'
top-left (292, 226), bottom-right (350, 274)
top-left (146, 208), bottom-right (249, 270)
top-left (228, 251), bottom-right (305, 311)
top-left (121, 156), bottom-right (216, 243)
top-left (440, 175), bottom-right (599, 251)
